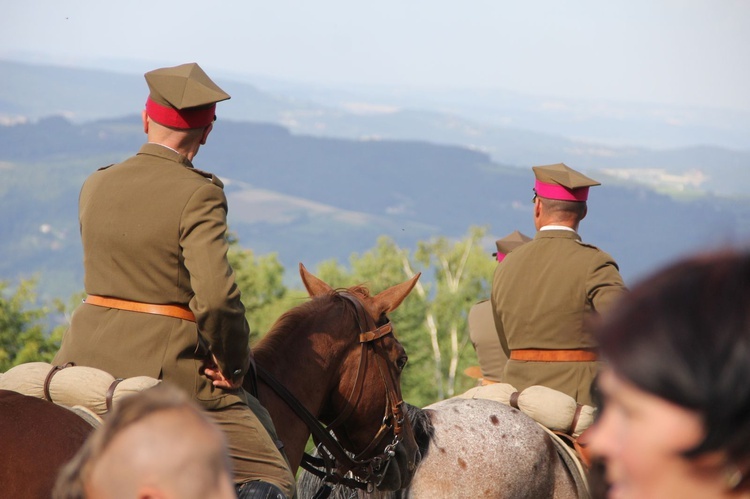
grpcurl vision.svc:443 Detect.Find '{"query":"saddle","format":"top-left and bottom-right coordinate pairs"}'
top-left (539, 424), bottom-right (592, 499)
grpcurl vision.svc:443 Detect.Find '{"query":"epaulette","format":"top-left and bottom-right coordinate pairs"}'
top-left (575, 240), bottom-right (601, 251)
top-left (191, 167), bottom-right (224, 188)
top-left (97, 164), bottom-right (115, 171)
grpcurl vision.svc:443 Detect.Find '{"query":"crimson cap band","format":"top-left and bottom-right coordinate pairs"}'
top-left (145, 98), bottom-right (216, 129)
top-left (532, 163), bottom-right (600, 202)
top-left (144, 62), bottom-right (230, 129)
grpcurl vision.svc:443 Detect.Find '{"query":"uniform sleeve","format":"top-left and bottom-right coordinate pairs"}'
top-left (587, 252), bottom-right (628, 315)
top-left (180, 182), bottom-right (251, 381)
top-left (490, 267), bottom-right (512, 358)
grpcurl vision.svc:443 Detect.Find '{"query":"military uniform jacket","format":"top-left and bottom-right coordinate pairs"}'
top-left (55, 143), bottom-right (250, 410)
top-left (490, 229), bottom-right (626, 404)
top-left (469, 299), bottom-right (507, 383)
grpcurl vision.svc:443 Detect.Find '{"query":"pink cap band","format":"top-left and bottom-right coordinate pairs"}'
top-left (534, 179), bottom-right (590, 201)
top-left (496, 253), bottom-right (506, 262)
top-left (145, 97), bottom-right (216, 129)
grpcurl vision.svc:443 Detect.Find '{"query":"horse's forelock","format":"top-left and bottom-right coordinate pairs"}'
top-left (339, 284), bottom-right (371, 299)
top-left (349, 284), bottom-right (370, 298)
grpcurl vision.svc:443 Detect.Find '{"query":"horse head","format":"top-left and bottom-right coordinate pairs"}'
top-left (299, 263), bottom-right (421, 492)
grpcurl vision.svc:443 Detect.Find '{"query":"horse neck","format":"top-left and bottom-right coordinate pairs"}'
top-left (252, 297), bottom-right (353, 471)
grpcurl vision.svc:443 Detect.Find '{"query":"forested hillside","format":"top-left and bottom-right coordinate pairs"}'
top-left (2, 115), bottom-right (750, 304)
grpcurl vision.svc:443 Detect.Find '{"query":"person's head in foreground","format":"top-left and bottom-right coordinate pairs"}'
top-left (589, 250), bottom-right (750, 498)
top-left (54, 383), bottom-right (235, 499)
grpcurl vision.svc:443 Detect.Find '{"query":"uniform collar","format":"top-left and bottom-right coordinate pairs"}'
top-left (540, 224), bottom-right (576, 233)
top-left (535, 228), bottom-right (581, 241)
top-left (138, 143), bottom-right (194, 168)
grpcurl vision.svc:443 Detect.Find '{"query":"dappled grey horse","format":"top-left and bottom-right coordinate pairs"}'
top-left (299, 397), bottom-right (581, 499)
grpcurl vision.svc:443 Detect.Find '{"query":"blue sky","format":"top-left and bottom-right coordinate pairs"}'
top-left (2, 0), bottom-right (749, 111)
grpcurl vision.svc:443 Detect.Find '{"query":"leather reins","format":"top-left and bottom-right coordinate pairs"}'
top-left (256, 290), bottom-right (407, 493)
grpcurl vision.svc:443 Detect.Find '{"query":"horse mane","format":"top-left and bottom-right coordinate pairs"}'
top-left (405, 403), bottom-right (435, 460)
top-left (252, 285), bottom-right (372, 357)
top-left (252, 299), bottom-right (315, 357)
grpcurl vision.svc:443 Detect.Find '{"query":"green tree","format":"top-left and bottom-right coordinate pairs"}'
top-left (412, 226), bottom-right (496, 399)
top-left (0, 278), bottom-right (67, 371)
top-left (227, 235), bottom-right (307, 341)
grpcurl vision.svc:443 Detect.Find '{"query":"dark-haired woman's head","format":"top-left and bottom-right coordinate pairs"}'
top-left (589, 250), bottom-right (750, 498)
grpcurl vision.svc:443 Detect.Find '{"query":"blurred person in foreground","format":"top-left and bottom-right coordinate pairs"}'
top-left (53, 62), bottom-right (293, 498)
top-left (491, 163), bottom-right (627, 405)
top-left (53, 384), bottom-right (236, 499)
top-left (588, 250), bottom-right (750, 498)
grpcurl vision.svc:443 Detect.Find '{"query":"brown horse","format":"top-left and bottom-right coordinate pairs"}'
top-left (0, 390), bottom-right (95, 498)
top-left (251, 263), bottom-right (421, 491)
top-left (0, 263), bottom-right (421, 498)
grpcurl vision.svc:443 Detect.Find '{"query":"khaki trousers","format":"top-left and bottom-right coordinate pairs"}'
top-left (209, 394), bottom-right (296, 499)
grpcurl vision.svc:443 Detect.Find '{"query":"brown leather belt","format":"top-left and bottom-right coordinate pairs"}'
top-left (510, 348), bottom-right (597, 362)
top-left (85, 295), bottom-right (196, 322)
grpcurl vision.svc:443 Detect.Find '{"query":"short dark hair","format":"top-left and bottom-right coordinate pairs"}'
top-left (538, 197), bottom-right (587, 221)
top-left (595, 250), bottom-right (750, 471)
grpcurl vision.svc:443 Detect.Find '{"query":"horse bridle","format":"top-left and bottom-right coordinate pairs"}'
top-left (256, 290), bottom-right (408, 493)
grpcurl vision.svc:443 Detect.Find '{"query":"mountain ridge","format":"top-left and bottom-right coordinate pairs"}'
top-left (3, 58), bottom-right (748, 199)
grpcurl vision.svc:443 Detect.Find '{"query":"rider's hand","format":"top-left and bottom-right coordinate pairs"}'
top-left (202, 354), bottom-right (242, 390)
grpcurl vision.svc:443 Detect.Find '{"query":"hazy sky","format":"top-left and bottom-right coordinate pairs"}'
top-left (2, 0), bottom-right (749, 111)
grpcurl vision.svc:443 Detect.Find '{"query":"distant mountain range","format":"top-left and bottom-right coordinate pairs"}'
top-left (2, 60), bottom-right (750, 300)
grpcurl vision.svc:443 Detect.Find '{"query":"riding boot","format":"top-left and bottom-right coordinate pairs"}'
top-left (235, 480), bottom-right (287, 499)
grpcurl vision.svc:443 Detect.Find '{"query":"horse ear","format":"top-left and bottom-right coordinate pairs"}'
top-left (299, 263), bottom-right (333, 297)
top-left (374, 272), bottom-right (421, 314)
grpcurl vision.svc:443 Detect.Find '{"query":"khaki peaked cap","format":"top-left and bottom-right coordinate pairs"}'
top-left (495, 230), bottom-right (532, 256)
top-left (532, 163), bottom-right (600, 190)
top-left (532, 163), bottom-right (600, 201)
top-left (145, 62), bottom-right (230, 110)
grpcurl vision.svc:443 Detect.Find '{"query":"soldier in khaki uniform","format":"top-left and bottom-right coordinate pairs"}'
top-left (54, 63), bottom-right (295, 499)
top-left (467, 231), bottom-right (532, 384)
top-left (490, 163), bottom-right (627, 406)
